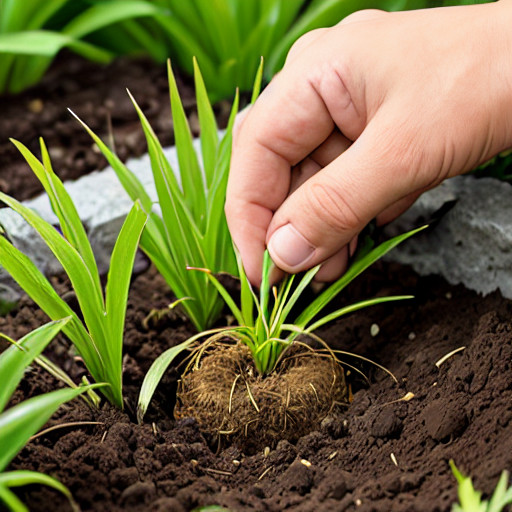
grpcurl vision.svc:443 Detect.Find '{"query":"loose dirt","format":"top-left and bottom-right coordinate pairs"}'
top-left (3, 260), bottom-right (512, 512)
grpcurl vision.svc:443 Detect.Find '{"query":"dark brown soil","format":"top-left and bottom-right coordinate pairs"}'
top-left (3, 260), bottom-right (512, 512)
top-left (0, 52), bottom-right (233, 203)
top-left (1, 54), bottom-right (511, 512)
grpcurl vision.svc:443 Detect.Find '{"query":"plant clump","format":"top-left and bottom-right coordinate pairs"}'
top-left (138, 227), bottom-right (426, 451)
top-left (175, 341), bottom-right (346, 451)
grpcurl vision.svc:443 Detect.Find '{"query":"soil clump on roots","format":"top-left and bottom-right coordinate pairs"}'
top-left (175, 342), bottom-right (347, 452)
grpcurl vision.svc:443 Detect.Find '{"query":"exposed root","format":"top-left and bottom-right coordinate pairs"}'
top-left (175, 340), bottom-right (347, 452)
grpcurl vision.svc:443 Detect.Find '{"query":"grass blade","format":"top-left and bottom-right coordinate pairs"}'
top-left (304, 296), bottom-right (414, 333)
top-left (62, 1), bottom-right (164, 39)
top-left (0, 318), bottom-right (70, 412)
top-left (68, 110), bottom-right (153, 212)
top-left (104, 201), bottom-right (147, 404)
top-left (0, 236), bottom-right (100, 369)
top-left (193, 56), bottom-right (218, 188)
top-left (167, 60), bottom-right (206, 223)
top-left (11, 138), bottom-right (102, 300)
top-left (295, 226), bottom-right (427, 328)
top-left (0, 471), bottom-right (74, 510)
top-left (137, 329), bottom-right (228, 424)
top-left (251, 56), bottom-right (264, 104)
top-left (0, 384), bottom-right (101, 472)
top-left (0, 484), bottom-right (28, 512)
top-left (189, 267), bottom-right (244, 326)
top-left (0, 191), bottom-right (107, 350)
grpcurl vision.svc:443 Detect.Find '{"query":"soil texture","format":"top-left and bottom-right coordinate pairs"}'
top-left (0, 53), bottom-right (232, 203)
top-left (3, 261), bottom-right (512, 512)
top-left (1, 54), bottom-right (511, 512)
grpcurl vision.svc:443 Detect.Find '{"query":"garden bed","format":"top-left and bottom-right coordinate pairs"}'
top-left (1, 55), bottom-right (512, 512)
top-left (3, 260), bottom-right (511, 511)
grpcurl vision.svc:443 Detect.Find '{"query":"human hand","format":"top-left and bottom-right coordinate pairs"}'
top-left (225, 1), bottom-right (512, 286)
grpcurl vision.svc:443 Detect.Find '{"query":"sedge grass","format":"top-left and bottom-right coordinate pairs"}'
top-left (137, 225), bottom-right (426, 423)
top-left (134, 0), bottom-right (432, 101)
top-left (0, 139), bottom-right (147, 408)
top-left (73, 59), bottom-right (262, 332)
top-left (0, 319), bottom-right (100, 512)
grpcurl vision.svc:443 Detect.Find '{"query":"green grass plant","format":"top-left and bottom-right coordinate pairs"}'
top-left (0, 0), bottom-right (163, 94)
top-left (137, 225), bottom-right (426, 423)
top-left (0, 318), bottom-right (99, 512)
top-left (450, 460), bottom-right (512, 512)
top-left (0, 139), bottom-right (147, 408)
top-left (74, 60), bottom-right (262, 332)
top-left (129, 0), bottom-right (426, 101)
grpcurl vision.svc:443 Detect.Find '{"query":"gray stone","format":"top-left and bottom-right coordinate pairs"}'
top-left (1, 139), bottom-right (512, 304)
top-left (385, 176), bottom-right (512, 298)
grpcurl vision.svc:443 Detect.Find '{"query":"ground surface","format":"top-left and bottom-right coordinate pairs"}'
top-left (1, 55), bottom-right (511, 512)
top-left (0, 52), bottom-right (232, 203)
top-left (3, 260), bottom-right (512, 512)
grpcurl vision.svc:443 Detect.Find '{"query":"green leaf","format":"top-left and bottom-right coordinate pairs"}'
top-left (295, 226), bottom-right (428, 329)
top-left (167, 60), bottom-right (206, 223)
top-left (104, 201), bottom-right (147, 404)
top-left (0, 30), bottom-right (112, 93)
top-left (11, 138), bottom-right (103, 300)
top-left (190, 268), bottom-right (244, 326)
top-left (0, 484), bottom-right (28, 512)
top-left (0, 191), bottom-right (107, 350)
top-left (0, 236), bottom-right (99, 370)
top-left (251, 56), bottom-right (264, 104)
top-left (0, 30), bottom-right (111, 59)
top-left (305, 296), bottom-right (413, 333)
top-left (193, 56), bottom-right (219, 188)
top-left (488, 471), bottom-right (512, 512)
top-left (68, 110), bottom-right (154, 212)
top-left (0, 385), bottom-right (100, 472)
top-left (191, 506), bottom-right (233, 512)
top-left (137, 335), bottom-right (201, 424)
top-left (0, 318), bottom-right (70, 412)
top-left (61, 1), bottom-right (164, 39)
top-left (0, 471), bottom-right (74, 510)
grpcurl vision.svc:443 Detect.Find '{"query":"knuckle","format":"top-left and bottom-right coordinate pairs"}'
top-left (286, 28), bottom-right (328, 62)
top-left (307, 181), bottom-right (363, 235)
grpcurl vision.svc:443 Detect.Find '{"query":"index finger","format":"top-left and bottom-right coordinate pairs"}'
top-left (225, 70), bottom-right (334, 285)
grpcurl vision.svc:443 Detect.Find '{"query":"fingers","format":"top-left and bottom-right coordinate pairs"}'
top-left (290, 130), bottom-right (352, 194)
top-left (226, 59), bottom-right (343, 284)
top-left (266, 117), bottom-right (413, 274)
top-left (314, 246), bottom-right (349, 282)
top-left (314, 236), bottom-right (358, 282)
top-left (376, 191), bottom-right (423, 226)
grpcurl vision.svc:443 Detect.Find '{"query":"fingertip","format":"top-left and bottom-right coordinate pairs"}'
top-left (267, 223), bottom-right (316, 274)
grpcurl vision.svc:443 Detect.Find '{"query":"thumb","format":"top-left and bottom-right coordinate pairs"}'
top-left (266, 122), bottom-right (414, 273)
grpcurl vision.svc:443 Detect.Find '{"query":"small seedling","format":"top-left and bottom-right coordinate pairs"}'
top-left (0, 139), bottom-right (147, 408)
top-left (0, 319), bottom-right (100, 512)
